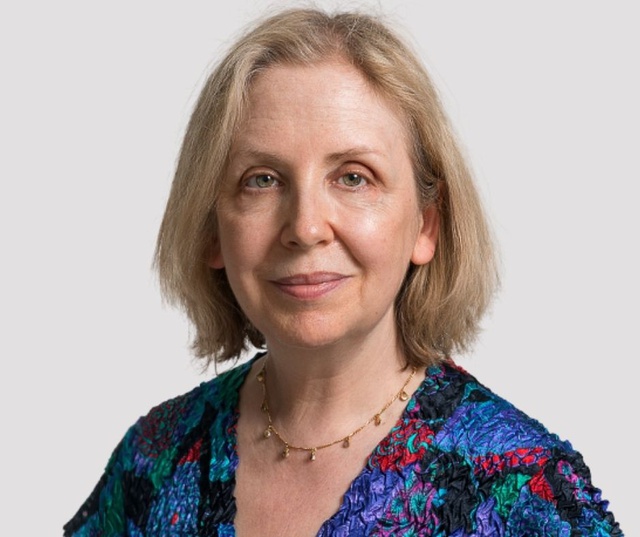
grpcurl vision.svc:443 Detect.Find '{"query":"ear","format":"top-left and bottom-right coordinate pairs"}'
top-left (207, 239), bottom-right (225, 269)
top-left (411, 204), bottom-right (439, 265)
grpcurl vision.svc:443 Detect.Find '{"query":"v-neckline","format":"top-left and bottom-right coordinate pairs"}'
top-left (223, 355), bottom-right (429, 536)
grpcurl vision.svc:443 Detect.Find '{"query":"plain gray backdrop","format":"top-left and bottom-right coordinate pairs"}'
top-left (1, 1), bottom-right (637, 534)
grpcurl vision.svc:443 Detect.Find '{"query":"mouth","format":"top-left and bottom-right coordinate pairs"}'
top-left (271, 272), bottom-right (349, 300)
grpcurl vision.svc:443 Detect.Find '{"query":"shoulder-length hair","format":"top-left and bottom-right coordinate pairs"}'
top-left (154, 8), bottom-right (499, 368)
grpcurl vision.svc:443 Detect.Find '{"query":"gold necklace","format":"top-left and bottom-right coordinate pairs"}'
top-left (256, 362), bottom-right (418, 461)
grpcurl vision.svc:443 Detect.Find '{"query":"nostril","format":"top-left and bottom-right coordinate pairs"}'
top-left (280, 214), bottom-right (334, 249)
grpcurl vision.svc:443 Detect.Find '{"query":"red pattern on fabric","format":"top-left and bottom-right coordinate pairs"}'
top-left (138, 398), bottom-right (188, 457)
top-left (179, 438), bottom-right (202, 464)
top-left (529, 469), bottom-right (555, 503)
top-left (476, 447), bottom-right (549, 476)
top-left (371, 420), bottom-right (435, 472)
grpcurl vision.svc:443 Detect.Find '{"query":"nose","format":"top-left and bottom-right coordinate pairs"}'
top-left (280, 183), bottom-right (334, 249)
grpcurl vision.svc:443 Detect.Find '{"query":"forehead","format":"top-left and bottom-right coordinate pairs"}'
top-left (230, 60), bottom-right (410, 159)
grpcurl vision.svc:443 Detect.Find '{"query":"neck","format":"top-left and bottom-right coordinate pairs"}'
top-left (258, 358), bottom-right (416, 460)
top-left (256, 325), bottom-right (414, 447)
top-left (268, 323), bottom-right (405, 391)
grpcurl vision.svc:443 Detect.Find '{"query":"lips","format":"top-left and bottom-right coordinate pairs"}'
top-left (271, 272), bottom-right (349, 299)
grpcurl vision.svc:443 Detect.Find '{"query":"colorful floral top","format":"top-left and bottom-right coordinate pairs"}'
top-left (64, 356), bottom-right (622, 536)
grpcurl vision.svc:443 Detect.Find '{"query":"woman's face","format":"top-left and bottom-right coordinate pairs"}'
top-left (210, 60), bottom-right (438, 351)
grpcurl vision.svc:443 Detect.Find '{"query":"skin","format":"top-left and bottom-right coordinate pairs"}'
top-left (211, 60), bottom-right (437, 358)
top-left (209, 59), bottom-right (439, 536)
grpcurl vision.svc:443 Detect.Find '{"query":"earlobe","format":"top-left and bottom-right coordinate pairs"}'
top-left (411, 204), bottom-right (439, 265)
top-left (208, 240), bottom-right (225, 269)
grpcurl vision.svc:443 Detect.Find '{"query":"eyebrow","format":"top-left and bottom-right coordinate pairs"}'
top-left (326, 147), bottom-right (384, 163)
top-left (228, 146), bottom-right (384, 166)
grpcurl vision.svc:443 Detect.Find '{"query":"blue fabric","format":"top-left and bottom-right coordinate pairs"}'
top-left (64, 357), bottom-right (622, 536)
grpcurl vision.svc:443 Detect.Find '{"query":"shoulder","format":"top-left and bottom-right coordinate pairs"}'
top-left (368, 361), bottom-right (621, 534)
top-left (63, 358), bottom-right (254, 536)
top-left (422, 360), bottom-right (573, 459)
top-left (126, 358), bottom-right (253, 461)
top-left (412, 361), bottom-right (621, 533)
top-left (372, 360), bottom-right (572, 475)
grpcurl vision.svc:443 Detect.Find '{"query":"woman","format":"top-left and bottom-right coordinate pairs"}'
top-left (64, 8), bottom-right (622, 536)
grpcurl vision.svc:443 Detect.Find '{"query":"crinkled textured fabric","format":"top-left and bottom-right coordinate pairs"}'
top-left (64, 356), bottom-right (623, 536)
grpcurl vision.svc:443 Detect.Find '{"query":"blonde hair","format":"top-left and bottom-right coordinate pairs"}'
top-left (155, 8), bottom-right (499, 368)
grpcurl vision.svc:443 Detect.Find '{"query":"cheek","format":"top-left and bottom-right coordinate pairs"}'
top-left (345, 207), bottom-right (420, 267)
top-left (216, 212), bottom-right (275, 270)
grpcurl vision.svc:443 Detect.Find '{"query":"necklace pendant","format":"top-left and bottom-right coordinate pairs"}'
top-left (343, 437), bottom-right (350, 448)
top-left (374, 414), bottom-right (382, 426)
top-left (263, 426), bottom-right (272, 438)
top-left (310, 448), bottom-right (317, 461)
top-left (282, 445), bottom-right (290, 458)
top-left (399, 390), bottom-right (409, 402)
top-left (256, 370), bottom-right (265, 383)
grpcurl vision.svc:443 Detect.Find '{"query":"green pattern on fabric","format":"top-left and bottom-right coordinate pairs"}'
top-left (492, 472), bottom-right (531, 518)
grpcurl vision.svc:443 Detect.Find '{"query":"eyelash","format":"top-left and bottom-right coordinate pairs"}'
top-left (242, 170), bottom-right (371, 190)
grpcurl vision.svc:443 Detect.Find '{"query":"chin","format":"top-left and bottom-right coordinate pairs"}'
top-left (259, 314), bottom-right (350, 350)
top-left (268, 328), bottom-right (345, 351)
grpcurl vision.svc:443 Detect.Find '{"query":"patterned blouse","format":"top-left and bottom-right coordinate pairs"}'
top-left (64, 355), bottom-right (622, 536)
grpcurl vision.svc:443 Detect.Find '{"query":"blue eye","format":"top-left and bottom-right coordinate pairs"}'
top-left (247, 174), bottom-right (278, 188)
top-left (339, 173), bottom-right (365, 187)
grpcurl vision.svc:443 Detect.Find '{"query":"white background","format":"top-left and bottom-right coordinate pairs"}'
top-left (1, 1), bottom-right (637, 535)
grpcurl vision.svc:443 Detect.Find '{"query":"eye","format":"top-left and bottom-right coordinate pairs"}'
top-left (338, 173), bottom-right (366, 188)
top-left (246, 173), bottom-right (279, 189)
